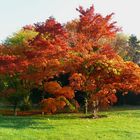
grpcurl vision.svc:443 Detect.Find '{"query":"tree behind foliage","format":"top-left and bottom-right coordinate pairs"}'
top-left (3, 29), bottom-right (37, 47)
top-left (128, 35), bottom-right (140, 65)
top-left (0, 74), bottom-right (31, 115)
top-left (99, 33), bottom-right (140, 65)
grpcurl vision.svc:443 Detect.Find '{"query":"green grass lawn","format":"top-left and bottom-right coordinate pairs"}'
top-left (0, 106), bottom-right (140, 140)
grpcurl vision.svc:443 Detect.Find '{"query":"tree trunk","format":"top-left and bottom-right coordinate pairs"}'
top-left (41, 91), bottom-right (45, 116)
top-left (92, 100), bottom-right (99, 118)
top-left (13, 104), bottom-right (17, 116)
top-left (42, 111), bottom-right (45, 116)
top-left (85, 98), bottom-right (88, 114)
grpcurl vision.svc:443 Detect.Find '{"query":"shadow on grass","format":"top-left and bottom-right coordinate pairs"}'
top-left (0, 116), bottom-right (54, 129)
top-left (0, 113), bottom-right (85, 129)
top-left (104, 106), bottom-right (140, 118)
top-left (45, 113), bottom-right (82, 120)
top-left (110, 105), bottom-right (140, 111)
top-left (80, 114), bottom-right (107, 119)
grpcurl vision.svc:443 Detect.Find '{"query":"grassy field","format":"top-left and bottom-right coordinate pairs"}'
top-left (0, 106), bottom-right (140, 140)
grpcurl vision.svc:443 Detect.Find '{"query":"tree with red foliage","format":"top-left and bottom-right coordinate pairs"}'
top-left (0, 5), bottom-right (140, 117)
top-left (66, 6), bottom-right (140, 117)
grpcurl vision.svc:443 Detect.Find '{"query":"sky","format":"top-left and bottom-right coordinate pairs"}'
top-left (0, 0), bottom-right (140, 42)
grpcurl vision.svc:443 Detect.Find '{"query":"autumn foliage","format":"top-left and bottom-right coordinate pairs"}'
top-left (42, 81), bottom-right (75, 113)
top-left (0, 5), bottom-right (140, 114)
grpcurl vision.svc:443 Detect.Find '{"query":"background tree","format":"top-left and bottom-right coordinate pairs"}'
top-left (128, 34), bottom-right (140, 65)
top-left (0, 74), bottom-right (31, 115)
top-left (3, 29), bottom-right (37, 47)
